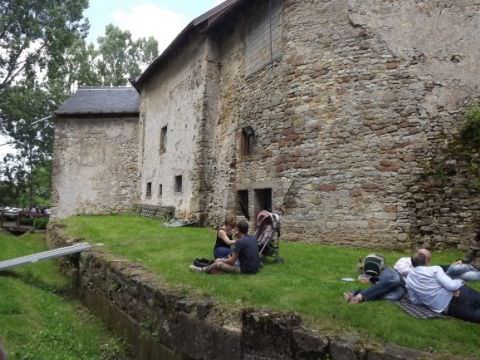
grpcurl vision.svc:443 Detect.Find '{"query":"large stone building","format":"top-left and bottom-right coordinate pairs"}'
top-left (54, 0), bottom-right (480, 249)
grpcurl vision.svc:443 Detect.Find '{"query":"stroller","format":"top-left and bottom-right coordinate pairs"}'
top-left (255, 210), bottom-right (283, 263)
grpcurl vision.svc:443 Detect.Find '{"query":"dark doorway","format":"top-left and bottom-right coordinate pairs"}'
top-left (254, 188), bottom-right (272, 214)
top-left (237, 190), bottom-right (250, 219)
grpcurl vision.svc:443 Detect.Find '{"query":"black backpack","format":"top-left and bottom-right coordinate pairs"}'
top-left (193, 258), bottom-right (213, 268)
top-left (360, 253), bottom-right (385, 277)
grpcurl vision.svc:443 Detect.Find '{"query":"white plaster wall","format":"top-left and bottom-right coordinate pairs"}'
top-left (139, 38), bottom-right (207, 217)
top-left (52, 117), bottom-right (139, 218)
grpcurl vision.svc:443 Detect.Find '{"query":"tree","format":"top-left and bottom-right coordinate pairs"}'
top-left (0, 82), bottom-right (55, 206)
top-left (0, 0), bottom-right (89, 90)
top-left (95, 24), bottom-right (158, 86)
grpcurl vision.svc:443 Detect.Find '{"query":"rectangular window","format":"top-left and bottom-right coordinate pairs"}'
top-left (146, 182), bottom-right (152, 198)
top-left (245, 0), bottom-right (283, 76)
top-left (254, 188), bottom-right (272, 214)
top-left (237, 190), bottom-right (250, 219)
top-left (159, 184), bottom-right (163, 197)
top-left (160, 126), bottom-right (167, 154)
top-left (241, 126), bottom-right (254, 156)
top-left (175, 175), bottom-right (183, 193)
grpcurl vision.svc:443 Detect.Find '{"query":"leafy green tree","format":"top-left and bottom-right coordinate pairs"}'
top-left (0, 0), bottom-right (89, 90)
top-left (0, 82), bottom-right (55, 206)
top-left (95, 24), bottom-right (158, 86)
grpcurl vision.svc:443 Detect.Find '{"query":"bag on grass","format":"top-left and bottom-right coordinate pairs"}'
top-left (193, 258), bottom-right (214, 268)
top-left (360, 253), bottom-right (385, 277)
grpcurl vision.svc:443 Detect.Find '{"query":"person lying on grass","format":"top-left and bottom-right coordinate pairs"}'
top-left (344, 249), bottom-right (429, 304)
top-left (191, 220), bottom-right (260, 274)
top-left (406, 250), bottom-right (480, 323)
top-left (345, 247), bottom-right (480, 304)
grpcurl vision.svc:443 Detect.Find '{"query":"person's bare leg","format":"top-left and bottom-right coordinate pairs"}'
top-left (206, 262), bottom-right (240, 274)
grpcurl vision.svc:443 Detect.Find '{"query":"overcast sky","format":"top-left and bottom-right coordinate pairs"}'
top-left (86, 0), bottom-right (224, 51)
top-left (1, 0), bottom-right (224, 160)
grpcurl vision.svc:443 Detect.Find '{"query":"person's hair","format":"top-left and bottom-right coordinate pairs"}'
top-left (224, 215), bottom-right (237, 228)
top-left (412, 253), bottom-right (427, 267)
top-left (237, 220), bottom-right (249, 235)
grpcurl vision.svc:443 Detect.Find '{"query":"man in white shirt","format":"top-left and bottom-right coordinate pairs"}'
top-left (406, 250), bottom-right (480, 323)
top-left (345, 249), bottom-right (430, 304)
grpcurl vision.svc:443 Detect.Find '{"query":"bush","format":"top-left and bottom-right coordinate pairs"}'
top-left (460, 104), bottom-right (480, 150)
top-left (19, 216), bottom-right (34, 226)
top-left (33, 217), bottom-right (49, 229)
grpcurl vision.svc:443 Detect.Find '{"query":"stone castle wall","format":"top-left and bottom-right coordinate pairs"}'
top-left (139, 37), bottom-right (209, 219)
top-left (202, 0), bottom-right (480, 248)
top-left (52, 116), bottom-right (139, 218)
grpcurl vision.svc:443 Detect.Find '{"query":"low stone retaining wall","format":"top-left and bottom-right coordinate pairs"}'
top-left (48, 223), bottom-right (434, 360)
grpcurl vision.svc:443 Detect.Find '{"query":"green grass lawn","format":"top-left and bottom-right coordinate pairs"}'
top-left (64, 215), bottom-right (480, 359)
top-left (0, 231), bottom-right (126, 360)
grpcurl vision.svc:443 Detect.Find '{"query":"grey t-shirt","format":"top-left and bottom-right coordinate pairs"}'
top-left (233, 235), bottom-right (260, 274)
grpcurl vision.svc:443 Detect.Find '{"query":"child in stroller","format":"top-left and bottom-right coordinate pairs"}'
top-left (255, 210), bottom-right (283, 263)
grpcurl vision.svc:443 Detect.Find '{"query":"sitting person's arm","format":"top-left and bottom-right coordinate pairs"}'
top-left (218, 228), bottom-right (235, 246)
top-left (435, 266), bottom-right (464, 291)
top-left (224, 252), bottom-right (239, 266)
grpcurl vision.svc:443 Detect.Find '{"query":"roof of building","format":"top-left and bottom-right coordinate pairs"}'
top-left (132, 0), bottom-right (244, 91)
top-left (55, 87), bottom-right (140, 116)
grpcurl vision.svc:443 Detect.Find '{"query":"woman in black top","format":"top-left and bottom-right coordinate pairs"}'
top-left (213, 217), bottom-right (237, 259)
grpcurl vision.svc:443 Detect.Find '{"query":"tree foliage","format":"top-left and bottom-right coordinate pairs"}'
top-left (94, 25), bottom-right (158, 86)
top-left (0, 2), bottom-right (159, 207)
top-left (0, 0), bottom-right (89, 90)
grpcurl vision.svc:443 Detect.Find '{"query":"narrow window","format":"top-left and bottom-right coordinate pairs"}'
top-left (159, 184), bottom-right (163, 197)
top-left (237, 190), bottom-right (250, 219)
top-left (175, 175), bottom-right (183, 193)
top-left (241, 126), bottom-right (255, 156)
top-left (160, 126), bottom-right (167, 154)
top-left (254, 188), bottom-right (272, 214)
top-left (146, 182), bottom-right (152, 198)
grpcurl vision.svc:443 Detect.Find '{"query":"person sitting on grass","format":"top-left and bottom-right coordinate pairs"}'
top-left (213, 216), bottom-right (237, 259)
top-left (191, 220), bottom-right (260, 274)
top-left (406, 250), bottom-right (480, 323)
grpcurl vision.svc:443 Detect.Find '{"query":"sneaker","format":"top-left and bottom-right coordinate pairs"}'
top-left (189, 264), bottom-right (205, 272)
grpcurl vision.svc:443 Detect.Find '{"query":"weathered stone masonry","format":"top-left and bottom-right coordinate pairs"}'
top-left (52, 116), bottom-right (139, 218)
top-left (198, 0), bottom-right (480, 248)
top-left (54, 0), bottom-right (480, 250)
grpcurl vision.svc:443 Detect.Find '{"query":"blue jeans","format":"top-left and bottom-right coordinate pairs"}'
top-left (446, 285), bottom-right (480, 323)
top-left (447, 264), bottom-right (480, 281)
top-left (214, 246), bottom-right (231, 259)
top-left (359, 267), bottom-right (405, 301)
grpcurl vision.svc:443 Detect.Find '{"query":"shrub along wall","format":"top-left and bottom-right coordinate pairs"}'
top-left (48, 223), bottom-right (436, 360)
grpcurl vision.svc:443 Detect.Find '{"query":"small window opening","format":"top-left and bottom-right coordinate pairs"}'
top-left (241, 126), bottom-right (255, 156)
top-left (146, 182), bottom-right (152, 198)
top-left (237, 190), bottom-right (250, 220)
top-left (159, 184), bottom-right (163, 197)
top-left (254, 188), bottom-right (272, 215)
top-left (175, 175), bottom-right (183, 193)
top-left (160, 126), bottom-right (167, 154)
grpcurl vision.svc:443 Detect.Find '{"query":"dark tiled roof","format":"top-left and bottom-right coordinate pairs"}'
top-left (132, 0), bottom-right (244, 91)
top-left (55, 87), bottom-right (140, 116)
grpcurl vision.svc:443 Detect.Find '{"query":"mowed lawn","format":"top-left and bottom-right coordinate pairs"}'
top-left (0, 231), bottom-right (126, 360)
top-left (64, 215), bottom-right (480, 358)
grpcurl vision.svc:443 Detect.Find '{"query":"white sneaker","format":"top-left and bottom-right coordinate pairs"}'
top-left (189, 264), bottom-right (205, 272)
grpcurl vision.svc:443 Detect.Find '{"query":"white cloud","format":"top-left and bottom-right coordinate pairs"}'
top-left (112, 4), bottom-right (189, 53)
